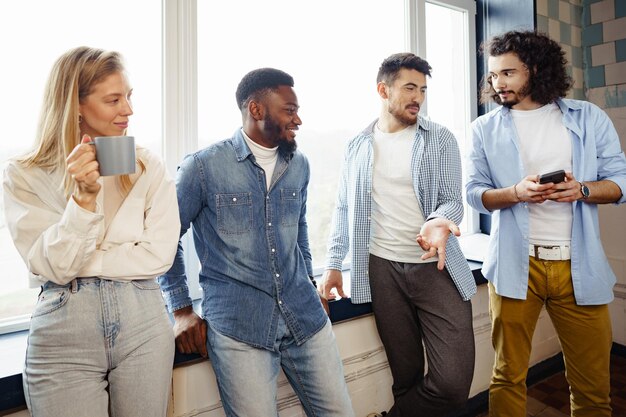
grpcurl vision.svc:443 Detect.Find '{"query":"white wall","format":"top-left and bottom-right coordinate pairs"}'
top-left (601, 106), bottom-right (626, 346)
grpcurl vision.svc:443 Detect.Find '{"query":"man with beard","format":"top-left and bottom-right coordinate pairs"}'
top-left (159, 68), bottom-right (354, 417)
top-left (322, 53), bottom-right (476, 417)
top-left (467, 30), bottom-right (626, 416)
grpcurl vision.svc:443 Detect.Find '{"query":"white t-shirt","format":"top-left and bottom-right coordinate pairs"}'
top-left (370, 123), bottom-right (436, 263)
top-left (511, 103), bottom-right (573, 245)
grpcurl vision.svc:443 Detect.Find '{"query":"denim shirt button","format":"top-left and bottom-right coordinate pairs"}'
top-left (276, 274), bottom-right (280, 278)
top-left (268, 222), bottom-right (272, 226)
top-left (271, 248), bottom-right (276, 253)
top-left (278, 300), bottom-right (283, 305)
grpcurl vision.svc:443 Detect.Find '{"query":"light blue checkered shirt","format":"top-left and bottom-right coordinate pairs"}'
top-left (325, 118), bottom-right (477, 304)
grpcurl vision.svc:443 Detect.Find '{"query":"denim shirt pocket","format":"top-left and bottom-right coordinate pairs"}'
top-left (217, 192), bottom-right (253, 234)
top-left (280, 188), bottom-right (301, 227)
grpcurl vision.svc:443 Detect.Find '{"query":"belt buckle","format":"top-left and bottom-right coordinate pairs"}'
top-left (537, 245), bottom-right (561, 261)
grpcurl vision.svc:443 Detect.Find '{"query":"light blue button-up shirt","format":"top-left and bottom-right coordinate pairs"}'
top-left (326, 119), bottom-right (476, 304)
top-left (466, 99), bottom-right (626, 305)
top-left (158, 130), bottom-right (326, 350)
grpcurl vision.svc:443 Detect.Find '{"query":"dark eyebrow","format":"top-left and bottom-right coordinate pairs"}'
top-left (403, 82), bottom-right (427, 89)
top-left (490, 68), bottom-right (518, 75)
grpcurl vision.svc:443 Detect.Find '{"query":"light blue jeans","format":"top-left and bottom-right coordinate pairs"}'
top-left (206, 317), bottom-right (355, 417)
top-left (23, 278), bottom-right (175, 417)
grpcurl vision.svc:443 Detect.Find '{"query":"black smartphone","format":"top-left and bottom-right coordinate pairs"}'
top-left (538, 169), bottom-right (566, 184)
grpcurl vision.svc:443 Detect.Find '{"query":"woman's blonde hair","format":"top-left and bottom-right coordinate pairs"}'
top-left (20, 46), bottom-right (142, 197)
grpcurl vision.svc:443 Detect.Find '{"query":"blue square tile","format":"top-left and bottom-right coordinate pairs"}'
top-left (583, 46), bottom-right (593, 68)
top-left (617, 39), bottom-right (626, 62)
top-left (617, 0), bottom-right (626, 19)
top-left (537, 15), bottom-right (549, 33)
top-left (582, 23), bottom-right (603, 47)
top-left (571, 5), bottom-right (583, 26)
top-left (573, 88), bottom-right (586, 100)
top-left (585, 65), bottom-right (605, 88)
top-left (560, 22), bottom-right (572, 44)
top-left (605, 87), bottom-right (619, 108)
top-left (548, 0), bottom-right (559, 19)
top-left (582, 3), bottom-right (591, 26)
top-left (618, 87), bottom-right (626, 106)
top-left (571, 46), bottom-right (583, 67)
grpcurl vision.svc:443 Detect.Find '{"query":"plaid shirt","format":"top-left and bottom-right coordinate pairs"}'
top-left (325, 118), bottom-right (476, 304)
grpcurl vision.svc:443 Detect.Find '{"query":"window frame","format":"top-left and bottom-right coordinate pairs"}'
top-left (163, 0), bottom-right (479, 301)
top-left (0, 0), bottom-right (479, 334)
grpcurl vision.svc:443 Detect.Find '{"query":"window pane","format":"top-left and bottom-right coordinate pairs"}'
top-left (198, 0), bottom-right (405, 266)
top-left (424, 2), bottom-right (473, 232)
top-left (0, 1), bottom-right (161, 329)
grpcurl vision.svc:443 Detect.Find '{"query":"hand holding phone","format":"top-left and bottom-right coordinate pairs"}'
top-left (538, 169), bottom-right (566, 184)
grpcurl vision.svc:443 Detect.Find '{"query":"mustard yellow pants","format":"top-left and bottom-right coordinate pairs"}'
top-left (488, 258), bottom-right (612, 417)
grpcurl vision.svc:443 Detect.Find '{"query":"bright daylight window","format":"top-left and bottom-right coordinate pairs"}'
top-left (0, 0), bottom-right (161, 332)
top-left (198, 0), bottom-right (477, 268)
top-left (0, 0), bottom-right (477, 330)
top-left (424, 0), bottom-right (478, 233)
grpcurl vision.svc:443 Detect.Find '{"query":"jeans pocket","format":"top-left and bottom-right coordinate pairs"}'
top-left (32, 286), bottom-right (71, 318)
top-left (131, 279), bottom-right (162, 290)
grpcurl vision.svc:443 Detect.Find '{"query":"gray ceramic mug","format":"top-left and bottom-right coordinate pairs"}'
top-left (93, 136), bottom-right (136, 176)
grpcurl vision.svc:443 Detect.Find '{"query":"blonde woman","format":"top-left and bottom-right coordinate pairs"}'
top-left (2, 47), bottom-right (179, 417)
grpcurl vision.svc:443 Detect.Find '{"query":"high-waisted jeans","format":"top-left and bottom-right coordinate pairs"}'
top-left (23, 278), bottom-right (175, 417)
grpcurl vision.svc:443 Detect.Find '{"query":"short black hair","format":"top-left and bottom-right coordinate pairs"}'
top-left (377, 53), bottom-right (432, 84)
top-left (235, 68), bottom-right (295, 110)
top-left (480, 30), bottom-right (573, 105)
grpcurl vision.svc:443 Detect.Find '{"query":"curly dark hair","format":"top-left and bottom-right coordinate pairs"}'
top-left (235, 68), bottom-right (294, 110)
top-left (377, 53), bottom-right (432, 84)
top-left (480, 30), bottom-right (573, 105)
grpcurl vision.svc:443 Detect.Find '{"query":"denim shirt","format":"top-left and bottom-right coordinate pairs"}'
top-left (325, 119), bottom-right (477, 304)
top-left (466, 99), bottom-right (626, 305)
top-left (158, 129), bottom-right (327, 350)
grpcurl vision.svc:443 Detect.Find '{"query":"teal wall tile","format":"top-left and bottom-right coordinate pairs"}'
top-left (585, 65), bottom-right (605, 88)
top-left (548, 0), bottom-right (559, 19)
top-left (571, 46), bottom-right (583, 67)
top-left (573, 88), bottom-right (586, 100)
top-left (617, 39), bottom-right (626, 62)
top-left (604, 86), bottom-right (619, 108)
top-left (618, 86), bottom-right (626, 106)
top-left (560, 22), bottom-right (572, 44)
top-left (582, 3), bottom-right (591, 26)
top-left (572, 5), bottom-right (583, 26)
top-left (616, 0), bottom-right (626, 19)
top-left (537, 15), bottom-right (549, 33)
top-left (583, 46), bottom-right (593, 67)
top-left (582, 23), bottom-right (603, 46)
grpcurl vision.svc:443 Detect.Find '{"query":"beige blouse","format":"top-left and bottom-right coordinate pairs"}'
top-left (2, 147), bottom-right (180, 287)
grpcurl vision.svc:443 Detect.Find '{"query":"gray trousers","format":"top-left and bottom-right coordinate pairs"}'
top-left (369, 254), bottom-right (475, 417)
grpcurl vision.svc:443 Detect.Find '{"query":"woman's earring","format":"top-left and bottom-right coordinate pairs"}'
top-left (78, 114), bottom-right (83, 123)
